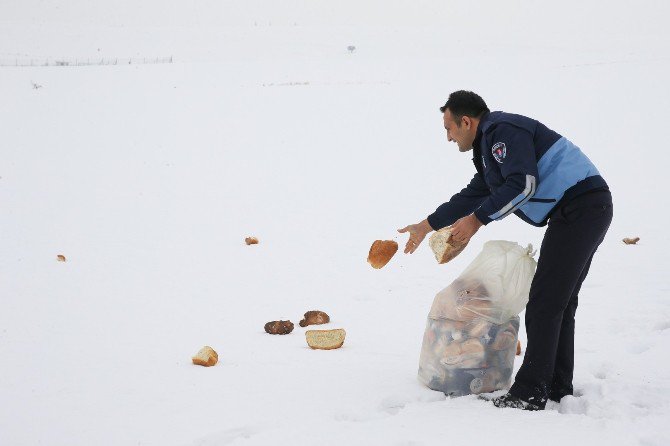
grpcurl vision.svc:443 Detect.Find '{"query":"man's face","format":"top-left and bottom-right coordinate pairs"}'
top-left (443, 109), bottom-right (475, 152)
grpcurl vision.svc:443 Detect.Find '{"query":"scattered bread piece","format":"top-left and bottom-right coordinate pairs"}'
top-left (299, 310), bottom-right (330, 327)
top-left (466, 319), bottom-right (491, 338)
top-left (264, 320), bottom-right (294, 335)
top-left (56, 254), bottom-right (67, 262)
top-left (459, 338), bottom-right (486, 368)
top-left (622, 237), bottom-right (640, 245)
top-left (245, 237), bottom-right (259, 245)
top-left (192, 346), bottom-right (218, 367)
top-left (461, 338), bottom-right (484, 355)
top-left (429, 227), bottom-right (468, 264)
top-left (367, 240), bottom-right (398, 269)
top-left (491, 330), bottom-right (516, 351)
top-left (441, 343), bottom-right (462, 365)
top-left (516, 340), bottom-right (522, 356)
top-left (305, 329), bottom-right (346, 350)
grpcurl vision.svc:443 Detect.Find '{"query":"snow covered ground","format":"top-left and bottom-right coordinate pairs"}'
top-left (1, 1), bottom-right (669, 445)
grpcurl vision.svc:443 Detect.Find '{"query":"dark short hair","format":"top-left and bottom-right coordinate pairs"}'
top-left (440, 91), bottom-right (489, 125)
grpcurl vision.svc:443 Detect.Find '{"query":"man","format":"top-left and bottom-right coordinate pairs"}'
top-left (399, 90), bottom-right (613, 410)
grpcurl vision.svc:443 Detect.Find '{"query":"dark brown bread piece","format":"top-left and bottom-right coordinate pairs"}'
top-left (264, 320), bottom-right (294, 335)
top-left (299, 310), bottom-right (330, 327)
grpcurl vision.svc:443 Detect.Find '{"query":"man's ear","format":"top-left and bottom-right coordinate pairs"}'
top-left (462, 116), bottom-right (472, 130)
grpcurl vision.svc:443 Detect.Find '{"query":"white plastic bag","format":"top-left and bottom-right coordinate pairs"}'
top-left (428, 241), bottom-right (537, 325)
top-left (418, 241), bottom-right (536, 396)
top-left (418, 316), bottom-right (520, 396)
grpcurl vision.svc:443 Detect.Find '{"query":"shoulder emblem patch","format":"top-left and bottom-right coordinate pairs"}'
top-left (492, 142), bottom-right (506, 163)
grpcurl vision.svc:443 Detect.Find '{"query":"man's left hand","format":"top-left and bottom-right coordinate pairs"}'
top-left (450, 214), bottom-right (483, 243)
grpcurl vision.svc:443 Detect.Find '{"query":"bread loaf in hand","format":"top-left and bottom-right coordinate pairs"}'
top-left (367, 240), bottom-right (398, 269)
top-left (429, 227), bottom-right (468, 264)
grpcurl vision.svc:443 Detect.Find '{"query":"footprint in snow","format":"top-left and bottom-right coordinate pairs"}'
top-left (335, 393), bottom-right (444, 422)
top-left (627, 342), bottom-right (651, 354)
top-left (333, 411), bottom-right (385, 423)
top-left (192, 426), bottom-right (262, 445)
top-left (379, 395), bottom-right (407, 415)
top-left (638, 435), bottom-right (670, 446)
top-left (592, 362), bottom-right (613, 379)
top-left (652, 320), bottom-right (670, 331)
top-left (378, 393), bottom-right (445, 415)
top-left (558, 394), bottom-right (590, 415)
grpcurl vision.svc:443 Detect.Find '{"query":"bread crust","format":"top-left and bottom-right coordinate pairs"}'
top-left (299, 310), bottom-right (330, 327)
top-left (367, 240), bottom-right (398, 269)
top-left (305, 329), bottom-right (346, 350)
top-left (491, 330), bottom-right (516, 351)
top-left (264, 320), bottom-right (294, 335)
top-left (428, 227), bottom-right (468, 264)
top-left (245, 237), bottom-right (259, 245)
top-left (192, 346), bottom-right (218, 367)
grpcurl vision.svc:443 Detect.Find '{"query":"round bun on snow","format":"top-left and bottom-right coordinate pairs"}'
top-left (367, 240), bottom-right (398, 269)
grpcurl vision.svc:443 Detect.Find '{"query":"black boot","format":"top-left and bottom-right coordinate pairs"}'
top-left (492, 393), bottom-right (543, 411)
top-left (548, 388), bottom-right (573, 403)
top-left (548, 393), bottom-right (565, 403)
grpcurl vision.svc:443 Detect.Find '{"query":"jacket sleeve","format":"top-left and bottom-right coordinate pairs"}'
top-left (473, 124), bottom-right (538, 225)
top-left (427, 172), bottom-right (490, 230)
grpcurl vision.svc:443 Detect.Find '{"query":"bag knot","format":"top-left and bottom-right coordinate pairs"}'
top-left (525, 244), bottom-right (537, 258)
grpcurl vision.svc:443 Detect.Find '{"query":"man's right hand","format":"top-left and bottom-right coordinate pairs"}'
top-left (397, 219), bottom-right (434, 254)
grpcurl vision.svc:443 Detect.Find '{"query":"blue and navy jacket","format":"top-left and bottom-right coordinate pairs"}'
top-left (427, 111), bottom-right (608, 229)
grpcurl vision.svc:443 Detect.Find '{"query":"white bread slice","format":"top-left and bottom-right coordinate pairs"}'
top-left (428, 227), bottom-right (468, 264)
top-left (192, 346), bottom-right (218, 367)
top-left (305, 329), bottom-right (346, 350)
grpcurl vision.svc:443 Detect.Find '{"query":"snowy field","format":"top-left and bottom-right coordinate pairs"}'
top-left (1, 1), bottom-right (669, 445)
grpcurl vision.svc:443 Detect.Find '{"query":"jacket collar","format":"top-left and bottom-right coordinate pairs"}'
top-left (471, 111), bottom-right (491, 177)
top-left (472, 111), bottom-right (490, 151)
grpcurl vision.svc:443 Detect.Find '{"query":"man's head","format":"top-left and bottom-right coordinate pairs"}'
top-left (440, 91), bottom-right (489, 152)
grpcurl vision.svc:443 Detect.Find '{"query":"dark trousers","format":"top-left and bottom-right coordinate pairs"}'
top-left (509, 189), bottom-right (613, 407)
